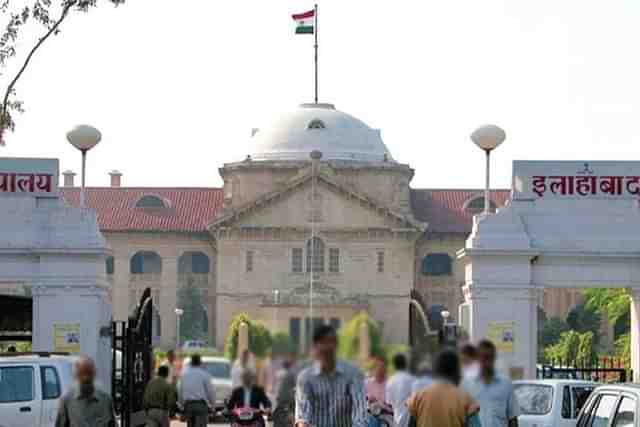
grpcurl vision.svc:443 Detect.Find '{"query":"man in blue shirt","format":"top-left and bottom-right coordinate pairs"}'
top-left (463, 340), bottom-right (519, 427)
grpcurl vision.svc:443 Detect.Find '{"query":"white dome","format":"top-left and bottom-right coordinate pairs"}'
top-left (249, 103), bottom-right (394, 162)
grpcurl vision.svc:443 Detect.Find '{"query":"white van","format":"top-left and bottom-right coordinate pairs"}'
top-left (0, 353), bottom-right (76, 427)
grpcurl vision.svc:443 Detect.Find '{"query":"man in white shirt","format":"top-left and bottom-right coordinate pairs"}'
top-left (179, 354), bottom-right (216, 427)
top-left (385, 354), bottom-right (415, 427)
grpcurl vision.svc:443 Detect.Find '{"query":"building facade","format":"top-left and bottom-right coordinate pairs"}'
top-left (59, 103), bottom-right (582, 350)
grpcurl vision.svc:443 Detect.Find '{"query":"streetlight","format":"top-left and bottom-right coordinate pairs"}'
top-left (471, 124), bottom-right (506, 215)
top-left (440, 310), bottom-right (458, 346)
top-left (66, 125), bottom-right (102, 207)
top-left (175, 308), bottom-right (184, 350)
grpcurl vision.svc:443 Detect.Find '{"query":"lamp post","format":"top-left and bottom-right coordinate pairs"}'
top-left (175, 308), bottom-right (184, 350)
top-left (471, 124), bottom-right (506, 215)
top-left (66, 125), bottom-right (102, 207)
top-left (440, 310), bottom-right (458, 346)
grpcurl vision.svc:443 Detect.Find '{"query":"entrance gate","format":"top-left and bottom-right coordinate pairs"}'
top-left (112, 288), bottom-right (154, 427)
top-left (458, 161), bottom-right (640, 379)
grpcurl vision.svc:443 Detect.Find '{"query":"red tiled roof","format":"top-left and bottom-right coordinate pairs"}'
top-left (60, 188), bottom-right (224, 233)
top-left (411, 189), bottom-right (511, 234)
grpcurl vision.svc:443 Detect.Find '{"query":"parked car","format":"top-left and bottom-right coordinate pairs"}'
top-left (576, 383), bottom-right (640, 427)
top-left (182, 340), bottom-right (207, 351)
top-left (0, 352), bottom-right (77, 427)
top-left (182, 355), bottom-right (233, 417)
top-left (514, 379), bottom-right (596, 427)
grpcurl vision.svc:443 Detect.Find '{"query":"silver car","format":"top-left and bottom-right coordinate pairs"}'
top-left (182, 356), bottom-right (233, 413)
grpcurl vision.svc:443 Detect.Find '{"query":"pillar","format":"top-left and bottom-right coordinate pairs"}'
top-left (359, 321), bottom-right (370, 364)
top-left (112, 255), bottom-right (130, 321)
top-left (162, 256), bottom-right (178, 348)
top-left (238, 322), bottom-right (249, 356)
top-left (630, 289), bottom-right (640, 379)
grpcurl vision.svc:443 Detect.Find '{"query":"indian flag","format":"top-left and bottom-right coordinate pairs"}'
top-left (292, 9), bottom-right (315, 34)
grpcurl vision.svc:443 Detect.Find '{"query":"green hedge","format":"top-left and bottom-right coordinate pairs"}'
top-left (224, 313), bottom-right (272, 360)
top-left (337, 312), bottom-right (384, 360)
top-left (271, 331), bottom-right (295, 356)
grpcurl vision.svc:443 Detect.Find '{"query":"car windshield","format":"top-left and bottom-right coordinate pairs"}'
top-left (203, 361), bottom-right (231, 379)
top-left (514, 384), bottom-right (554, 415)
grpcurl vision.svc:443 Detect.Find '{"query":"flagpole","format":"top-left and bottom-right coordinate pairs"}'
top-left (314, 3), bottom-right (318, 104)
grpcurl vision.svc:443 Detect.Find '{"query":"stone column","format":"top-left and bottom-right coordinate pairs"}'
top-left (112, 255), bottom-right (130, 321)
top-left (162, 256), bottom-right (179, 348)
top-left (630, 289), bottom-right (640, 378)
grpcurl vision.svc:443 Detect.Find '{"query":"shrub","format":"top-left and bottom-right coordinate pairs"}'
top-left (224, 313), bottom-right (272, 360)
top-left (337, 312), bottom-right (384, 360)
top-left (271, 332), bottom-right (295, 356)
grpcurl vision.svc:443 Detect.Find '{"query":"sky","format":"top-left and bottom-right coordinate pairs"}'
top-left (2, 0), bottom-right (640, 189)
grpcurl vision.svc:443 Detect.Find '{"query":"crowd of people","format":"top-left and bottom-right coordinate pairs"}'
top-left (52, 325), bottom-right (519, 427)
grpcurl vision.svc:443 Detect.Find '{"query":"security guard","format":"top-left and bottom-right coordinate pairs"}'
top-left (143, 365), bottom-right (178, 427)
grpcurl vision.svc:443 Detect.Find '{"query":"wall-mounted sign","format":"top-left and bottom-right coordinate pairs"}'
top-left (0, 157), bottom-right (58, 195)
top-left (513, 161), bottom-right (640, 200)
top-left (488, 321), bottom-right (515, 353)
top-left (53, 322), bottom-right (81, 353)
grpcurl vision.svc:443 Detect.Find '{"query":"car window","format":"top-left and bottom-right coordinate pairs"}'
top-left (562, 385), bottom-right (572, 419)
top-left (514, 384), bottom-right (553, 415)
top-left (591, 394), bottom-right (619, 427)
top-left (577, 395), bottom-right (599, 427)
top-left (0, 366), bottom-right (35, 403)
top-left (203, 361), bottom-right (231, 379)
top-left (613, 396), bottom-right (636, 427)
top-left (573, 386), bottom-right (595, 418)
top-left (41, 366), bottom-right (61, 400)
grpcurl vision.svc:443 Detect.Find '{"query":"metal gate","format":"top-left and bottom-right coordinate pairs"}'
top-left (112, 288), bottom-right (154, 427)
top-left (537, 358), bottom-right (632, 383)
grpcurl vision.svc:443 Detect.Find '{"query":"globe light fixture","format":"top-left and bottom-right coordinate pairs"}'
top-left (471, 124), bottom-right (506, 215)
top-left (66, 125), bottom-right (102, 207)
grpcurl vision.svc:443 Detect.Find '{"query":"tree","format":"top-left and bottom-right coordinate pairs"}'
top-left (177, 281), bottom-right (207, 342)
top-left (545, 330), bottom-right (596, 365)
top-left (584, 288), bottom-right (630, 328)
top-left (271, 331), bottom-right (295, 357)
top-left (567, 304), bottom-right (601, 345)
top-left (540, 317), bottom-right (570, 348)
top-left (0, 0), bottom-right (125, 145)
top-left (337, 312), bottom-right (384, 361)
top-left (224, 313), bottom-right (272, 360)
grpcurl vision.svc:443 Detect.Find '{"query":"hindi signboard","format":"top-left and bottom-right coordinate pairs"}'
top-left (0, 157), bottom-right (58, 196)
top-left (513, 161), bottom-right (640, 200)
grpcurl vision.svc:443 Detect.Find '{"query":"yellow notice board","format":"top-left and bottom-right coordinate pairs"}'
top-left (53, 323), bottom-right (81, 353)
top-left (487, 321), bottom-right (515, 353)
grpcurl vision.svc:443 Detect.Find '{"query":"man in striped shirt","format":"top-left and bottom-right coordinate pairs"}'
top-left (295, 325), bottom-right (368, 427)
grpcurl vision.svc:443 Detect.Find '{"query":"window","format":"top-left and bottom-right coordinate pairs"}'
top-left (330, 318), bottom-right (341, 331)
top-left (377, 251), bottom-right (385, 273)
top-left (306, 237), bottom-right (325, 273)
top-left (577, 395), bottom-right (599, 427)
top-left (41, 366), bottom-right (61, 400)
top-left (464, 196), bottom-right (497, 213)
top-left (513, 384), bottom-right (554, 415)
top-left (246, 250), bottom-right (254, 273)
top-left (292, 248), bottom-right (303, 273)
top-left (307, 119), bottom-right (326, 129)
top-left (130, 251), bottom-right (162, 274)
top-left (613, 396), bottom-right (636, 427)
top-left (0, 366), bottom-right (34, 403)
top-left (329, 248), bottom-right (340, 273)
top-left (290, 318), bottom-right (301, 351)
top-left (573, 386), bottom-right (595, 418)
top-left (591, 394), bottom-right (618, 427)
top-left (135, 195), bottom-right (166, 208)
top-left (106, 256), bottom-right (114, 275)
top-left (178, 252), bottom-right (210, 274)
top-left (422, 253), bottom-right (452, 276)
top-left (562, 386), bottom-right (572, 418)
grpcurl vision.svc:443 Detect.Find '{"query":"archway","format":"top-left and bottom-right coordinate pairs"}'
top-left (458, 161), bottom-right (640, 379)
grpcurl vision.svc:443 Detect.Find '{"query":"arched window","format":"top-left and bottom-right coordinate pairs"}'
top-left (130, 251), bottom-right (162, 274)
top-left (178, 252), bottom-right (210, 274)
top-left (135, 195), bottom-right (167, 208)
top-left (422, 253), bottom-right (452, 276)
top-left (307, 119), bottom-right (326, 130)
top-left (464, 196), bottom-right (497, 214)
top-left (306, 237), bottom-right (325, 273)
top-left (106, 256), bottom-right (114, 275)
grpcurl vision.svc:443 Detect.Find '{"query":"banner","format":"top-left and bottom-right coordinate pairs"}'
top-left (487, 321), bottom-right (515, 353)
top-left (53, 323), bottom-right (81, 353)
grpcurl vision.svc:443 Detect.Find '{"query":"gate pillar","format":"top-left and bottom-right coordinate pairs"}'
top-left (630, 289), bottom-right (640, 378)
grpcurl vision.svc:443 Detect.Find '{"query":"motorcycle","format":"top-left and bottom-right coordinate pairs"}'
top-left (368, 400), bottom-right (395, 427)
top-left (228, 407), bottom-right (268, 427)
